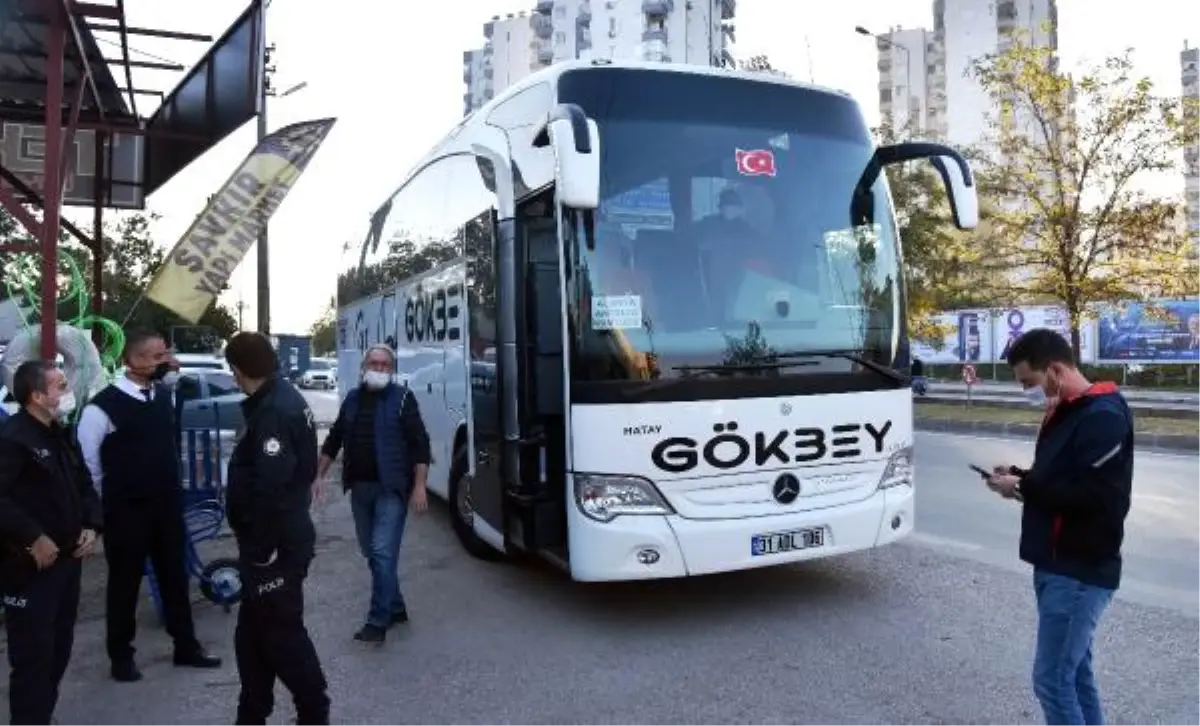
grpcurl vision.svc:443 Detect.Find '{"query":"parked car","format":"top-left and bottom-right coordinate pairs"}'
top-left (175, 368), bottom-right (244, 432)
top-left (299, 358), bottom-right (336, 390)
top-left (174, 353), bottom-right (230, 373)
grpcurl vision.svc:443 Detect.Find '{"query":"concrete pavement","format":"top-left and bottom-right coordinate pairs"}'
top-left (6, 430), bottom-right (1193, 724)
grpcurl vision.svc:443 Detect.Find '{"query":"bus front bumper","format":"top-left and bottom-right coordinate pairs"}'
top-left (568, 486), bottom-right (913, 582)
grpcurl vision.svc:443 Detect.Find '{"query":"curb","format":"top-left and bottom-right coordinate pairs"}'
top-left (915, 417), bottom-right (1199, 453)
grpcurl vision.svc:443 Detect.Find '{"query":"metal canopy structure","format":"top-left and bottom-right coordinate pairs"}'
top-left (0, 0), bottom-right (264, 358)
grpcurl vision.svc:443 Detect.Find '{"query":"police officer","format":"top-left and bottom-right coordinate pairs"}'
top-left (223, 332), bottom-right (330, 725)
top-left (0, 360), bottom-right (102, 724)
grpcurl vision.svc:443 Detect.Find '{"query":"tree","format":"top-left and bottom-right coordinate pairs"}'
top-left (738, 54), bottom-right (790, 78)
top-left (0, 208), bottom-right (239, 355)
top-left (310, 297), bottom-right (336, 355)
top-left (968, 36), bottom-right (1198, 361)
top-left (874, 124), bottom-right (999, 348)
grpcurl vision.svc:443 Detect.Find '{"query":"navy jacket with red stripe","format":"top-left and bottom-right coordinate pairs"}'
top-left (1015, 382), bottom-right (1133, 590)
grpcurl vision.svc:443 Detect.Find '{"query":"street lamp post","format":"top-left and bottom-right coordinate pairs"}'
top-left (856, 25), bottom-right (912, 131)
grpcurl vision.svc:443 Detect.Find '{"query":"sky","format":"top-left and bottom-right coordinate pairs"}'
top-left (53, 0), bottom-right (1199, 335)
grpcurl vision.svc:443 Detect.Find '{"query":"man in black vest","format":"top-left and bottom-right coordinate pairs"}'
top-left (223, 332), bottom-right (330, 725)
top-left (0, 360), bottom-right (102, 724)
top-left (76, 328), bottom-right (221, 682)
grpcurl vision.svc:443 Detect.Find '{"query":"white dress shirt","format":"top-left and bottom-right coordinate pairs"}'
top-left (77, 376), bottom-right (162, 493)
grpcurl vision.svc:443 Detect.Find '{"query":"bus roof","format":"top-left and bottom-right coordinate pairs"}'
top-left (391, 60), bottom-right (857, 204)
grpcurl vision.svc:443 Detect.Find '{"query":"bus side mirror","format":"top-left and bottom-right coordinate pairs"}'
top-left (852, 141), bottom-right (979, 231)
top-left (533, 103), bottom-right (600, 210)
top-left (928, 154), bottom-right (978, 230)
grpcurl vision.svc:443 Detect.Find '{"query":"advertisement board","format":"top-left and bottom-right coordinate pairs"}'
top-left (912, 306), bottom-right (1102, 364)
top-left (992, 306), bottom-right (1096, 364)
top-left (910, 309), bottom-right (996, 364)
top-left (1096, 299), bottom-right (1200, 363)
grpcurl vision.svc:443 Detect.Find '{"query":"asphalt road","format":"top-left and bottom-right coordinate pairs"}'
top-left (12, 429), bottom-right (1198, 725)
top-left (303, 387), bottom-right (341, 427)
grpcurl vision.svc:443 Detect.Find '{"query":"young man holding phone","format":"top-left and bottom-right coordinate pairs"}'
top-left (980, 328), bottom-right (1133, 725)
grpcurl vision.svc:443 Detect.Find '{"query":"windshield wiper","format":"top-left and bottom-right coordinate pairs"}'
top-left (674, 361), bottom-right (819, 373)
top-left (774, 350), bottom-right (908, 384)
top-left (619, 360), bottom-right (818, 399)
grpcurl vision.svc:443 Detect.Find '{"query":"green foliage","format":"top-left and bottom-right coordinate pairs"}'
top-left (876, 124), bottom-right (997, 348)
top-left (310, 297), bottom-right (336, 355)
top-left (0, 208), bottom-right (239, 354)
top-left (967, 36), bottom-right (1198, 360)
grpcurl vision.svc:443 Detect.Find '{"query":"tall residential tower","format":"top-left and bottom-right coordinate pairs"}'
top-left (872, 0), bottom-right (1059, 147)
top-left (1182, 41), bottom-right (1199, 245)
top-left (464, 0), bottom-right (736, 116)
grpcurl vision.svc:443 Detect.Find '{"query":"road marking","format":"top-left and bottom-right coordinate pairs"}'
top-left (917, 430), bottom-right (1196, 461)
top-left (908, 531), bottom-right (985, 552)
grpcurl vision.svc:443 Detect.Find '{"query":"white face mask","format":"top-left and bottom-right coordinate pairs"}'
top-left (362, 371), bottom-right (390, 390)
top-left (55, 392), bottom-right (77, 418)
top-left (1023, 385), bottom-right (1048, 408)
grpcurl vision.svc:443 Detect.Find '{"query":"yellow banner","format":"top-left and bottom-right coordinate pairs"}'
top-left (145, 118), bottom-right (337, 323)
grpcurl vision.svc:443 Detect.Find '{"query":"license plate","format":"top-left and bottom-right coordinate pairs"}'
top-left (751, 527), bottom-right (825, 556)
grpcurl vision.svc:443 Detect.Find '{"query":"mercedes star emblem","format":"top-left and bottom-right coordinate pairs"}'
top-left (772, 473), bottom-right (801, 504)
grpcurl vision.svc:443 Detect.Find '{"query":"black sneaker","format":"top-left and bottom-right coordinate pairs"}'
top-left (353, 624), bottom-right (386, 643)
top-left (111, 660), bottom-right (143, 683)
top-left (390, 608), bottom-right (409, 625)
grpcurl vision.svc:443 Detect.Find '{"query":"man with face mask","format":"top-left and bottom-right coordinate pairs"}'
top-left (222, 332), bottom-right (330, 725)
top-left (315, 343), bottom-right (430, 643)
top-left (76, 328), bottom-right (221, 682)
top-left (985, 328), bottom-right (1133, 726)
top-left (0, 360), bottom-right (101, 724)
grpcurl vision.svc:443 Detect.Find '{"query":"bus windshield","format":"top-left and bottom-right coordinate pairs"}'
top-left (557, 68), bottom-right (904, 396)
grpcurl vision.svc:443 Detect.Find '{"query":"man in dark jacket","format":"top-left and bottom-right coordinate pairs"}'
top-left (986, 328), bottom-right (1133, 726)
top-left (0, 360), bottom-right (102, 724)
top-left (316, 343), bottom-right (430, 644)
top-left (223, 332), bottom-right (330, 725)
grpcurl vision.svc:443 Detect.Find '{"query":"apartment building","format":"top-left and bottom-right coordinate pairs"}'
top-left (463, 0), bottom-right (737, 116)
top-left (873, 27), bottom-right (941, 136)
top-left (1183, 42), bottom-right (1199, 246)
top-left (873, 0), bottom-right (1059, 148)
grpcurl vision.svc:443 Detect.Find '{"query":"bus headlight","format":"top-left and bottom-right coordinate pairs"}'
top-left (876, 446), bottom-right (914, 490)
top-left (574, 474), bottom-right (674, 522)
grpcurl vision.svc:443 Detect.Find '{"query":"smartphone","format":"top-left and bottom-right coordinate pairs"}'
top-left (968, 464), bottom-right (991, 478)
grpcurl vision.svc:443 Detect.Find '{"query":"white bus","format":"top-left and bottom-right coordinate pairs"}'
top-left (336, 60), bottom-right (978, 581)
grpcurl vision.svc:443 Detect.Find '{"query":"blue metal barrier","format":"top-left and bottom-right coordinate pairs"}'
top-left (144, 426), bottom-right (238, 621)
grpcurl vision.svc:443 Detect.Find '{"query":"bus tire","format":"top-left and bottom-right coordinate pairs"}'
top-left (448, 443), bottom-right (503, 561)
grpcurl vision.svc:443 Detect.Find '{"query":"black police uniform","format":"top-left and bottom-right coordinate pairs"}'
top-left (226, 375), bottom-right (330, 725)
top-left (0, 410), bottom-right (102, 725)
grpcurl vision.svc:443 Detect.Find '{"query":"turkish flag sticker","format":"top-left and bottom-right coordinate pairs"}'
top-left (735, 148), bottom-right (777, 177)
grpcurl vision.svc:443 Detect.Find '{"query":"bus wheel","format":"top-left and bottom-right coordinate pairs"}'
top-left (449, 443), bottom-right (503, 561)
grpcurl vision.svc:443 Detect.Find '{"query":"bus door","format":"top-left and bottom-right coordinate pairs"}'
top-left (506, 192), bottom-right (568, 553)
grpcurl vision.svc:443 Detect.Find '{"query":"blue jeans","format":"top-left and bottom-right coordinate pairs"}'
top-left (349, 481), bottom-right (409, 629)
top-left (1032, 569), bottom-right (1115, 725)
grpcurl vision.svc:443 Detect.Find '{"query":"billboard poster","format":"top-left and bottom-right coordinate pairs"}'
top-left (910, 309), bottom-right (995, 364)
top-left (993, 306), bottom-right (1096, 363)
top-left (1096, 299), bottom-right (1200, 363)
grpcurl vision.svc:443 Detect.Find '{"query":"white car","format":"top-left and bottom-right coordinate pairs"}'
top-left (174, 353), bottom-right (230, 373)
top-left (299, 359), bottom-right (336, 390)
